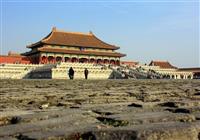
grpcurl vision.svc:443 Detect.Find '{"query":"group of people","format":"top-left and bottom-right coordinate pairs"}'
top-left (68, 67), bottom-right (89, 80)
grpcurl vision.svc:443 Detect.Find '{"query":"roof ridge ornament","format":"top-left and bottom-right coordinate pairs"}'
top-left (89, 31), bottom-right (93, 35)
top-left (52, 27), bottom-right (57, 32)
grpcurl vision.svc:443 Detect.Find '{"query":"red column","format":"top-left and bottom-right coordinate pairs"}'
top-left (37, 56), bottom-right (41, 64)
top-left (47, 57), bottom-right (49, 64)
top-left (69, 58), bottom-right (71, 62)
top-left (53, 57), bottom-right (56, 64)
top-left (39, 57), bottom-right (42, 64)
top-left (45, 57), bottom-right (48, 64)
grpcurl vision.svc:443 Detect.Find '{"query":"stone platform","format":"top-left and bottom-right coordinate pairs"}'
top-left (0, 79), bottom-right (200, 140)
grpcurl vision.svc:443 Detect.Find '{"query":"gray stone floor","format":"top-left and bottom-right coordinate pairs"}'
top-left (0, 79), bottom-right (200, 140)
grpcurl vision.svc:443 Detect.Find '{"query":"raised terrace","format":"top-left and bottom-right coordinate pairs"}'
top-left (30, 62), bottom-right (113, 79)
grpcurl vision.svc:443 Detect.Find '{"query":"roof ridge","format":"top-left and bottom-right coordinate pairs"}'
top-left (42, 27), bottom-right (93, 43)
top-left (153, 60), bottom-right (168, 63)
top-left (54, 29), bottom-right (93, 36)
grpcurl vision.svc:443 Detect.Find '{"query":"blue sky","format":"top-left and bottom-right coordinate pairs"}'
top-left (0, 0), bottom-right (199, 67)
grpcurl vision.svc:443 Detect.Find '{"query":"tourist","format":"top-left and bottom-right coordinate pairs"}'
top-left (84, 68), bottom-right (89, 79)
top-left (68, 67), bottom-right (74, 80)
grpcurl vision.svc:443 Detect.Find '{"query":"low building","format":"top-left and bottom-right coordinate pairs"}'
top-left (178, 68), bottom-right (200, 79)
top-left (139, 60), bottom-right (194, 79)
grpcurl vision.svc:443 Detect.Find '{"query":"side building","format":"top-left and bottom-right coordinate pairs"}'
top-left (22, 27), bottom-right (126, 65)
top-left (140, 60), bottom-right (194, 79)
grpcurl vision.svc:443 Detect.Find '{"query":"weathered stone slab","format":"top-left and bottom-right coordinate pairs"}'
top-left (0, 79), bottom-right (200, 139)
top-left (0, 110), bottom-right (86, 137)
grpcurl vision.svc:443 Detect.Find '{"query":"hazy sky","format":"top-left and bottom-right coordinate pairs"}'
top-left (0, 0), bottom-right (199, 68)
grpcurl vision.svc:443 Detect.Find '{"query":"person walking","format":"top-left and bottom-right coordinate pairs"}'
top-left (84, 68), bottom-right (89, 79)
top-left (68, 67), bottom-right (74, 80)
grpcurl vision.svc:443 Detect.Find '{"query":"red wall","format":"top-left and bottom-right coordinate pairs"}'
top-left (0, 55), bottom-right (31, 64)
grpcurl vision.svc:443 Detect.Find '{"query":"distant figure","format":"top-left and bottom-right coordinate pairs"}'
top-left (121, 72), bottom-right (125, 78)
top-left (68, 67), bottom-right (74, 80)
top-left (84, 68), bottom-right (89, 79)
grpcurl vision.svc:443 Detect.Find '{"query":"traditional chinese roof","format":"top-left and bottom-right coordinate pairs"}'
top-left (27, 27), bottom-right (119, 50)
top-left (149, 61), bottom-right (177, 69)
top-left (121, 61), bottom-right (139, 66)
top-left (0, 55), bottom-right (24, 58)
top-left (23, 47), bottom-right (126, 57)
top-left (8, 51), bottom-right (21, 56)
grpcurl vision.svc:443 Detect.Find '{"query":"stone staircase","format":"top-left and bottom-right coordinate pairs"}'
top-left (110, 65), bottom-right (163, 79)
top-left (29, 64), bottom-right (57, 79)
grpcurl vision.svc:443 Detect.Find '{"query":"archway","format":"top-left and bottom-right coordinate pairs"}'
top-left (48, 56), bottom-right (55, 63)
top-left (89, 58), bottom-right (95, 63)
top-left (41, 56), bottom-right (47, 64)
top-left (110, 60), bottom-right (115, 65)
top-left (103, 59), bottom-right (109, 64)
top-left (97, 59), bottom-right (102, 64)
top-left (71, 57), bottom-right (78, 63)
top-left (116, 60), bottom-right (120, 65)
top-left (56, 56), bottom-right (62, 63)
top-left (166, 75), bottom-right (170, 79)
top-left (64, 57), bottom-right (70, 62)
top-left (79, 58), bottom-right (88, 63)
top-left (180, 75), bottom-right (184, 79)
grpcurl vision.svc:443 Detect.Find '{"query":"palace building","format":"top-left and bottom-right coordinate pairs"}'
top-left (0, 27), bottom-right (199, 79)
top-left (136, 60), bottom-right (199, 79)
top-left (22, 27), bottom-right (126, 65)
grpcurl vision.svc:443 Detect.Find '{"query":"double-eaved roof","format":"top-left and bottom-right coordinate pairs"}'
top-left (38, 47), bottom-right (125, 57)
top-left (27, 27), bottom-right (119, 50)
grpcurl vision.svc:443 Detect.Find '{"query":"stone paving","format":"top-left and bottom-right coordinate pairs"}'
top-left (0, 79), bottom-right (200, 140)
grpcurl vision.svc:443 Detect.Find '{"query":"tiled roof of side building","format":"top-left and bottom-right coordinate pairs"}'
top-left (121, 61), bottom-right (139, 64)
top-left (149, 60), bottom-right (177, 69)
top-left (36, 48), bottom-right (126, 57)
top-left (178, 68), bottom-right (200, 72)
top-left (27, 27), bottom-right (119, 50)
top-left (0, 54), bottom-right (30, 59)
